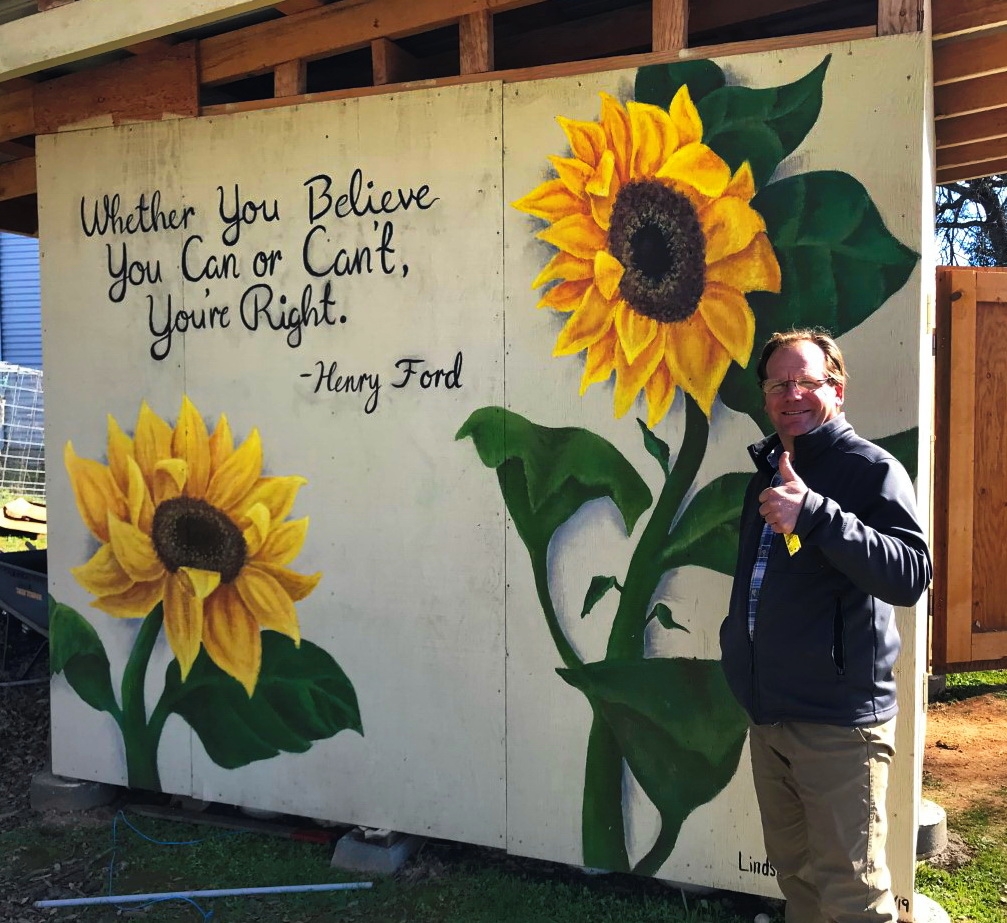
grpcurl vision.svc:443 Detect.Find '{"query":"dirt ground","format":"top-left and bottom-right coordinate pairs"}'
top-left (923, 686), bottom-right (1007, 815)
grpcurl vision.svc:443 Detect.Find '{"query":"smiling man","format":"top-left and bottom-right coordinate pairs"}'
top-left (719, 328), bottom-right (932, 923)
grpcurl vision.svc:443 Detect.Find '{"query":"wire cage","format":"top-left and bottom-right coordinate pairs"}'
top-left (0, 363), bottom-right (44, 502)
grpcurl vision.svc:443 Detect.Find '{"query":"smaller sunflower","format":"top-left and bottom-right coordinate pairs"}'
top-left (65, 397), bottom-right (321, 695)
top-left (513, 87), bottom-right (782, 425)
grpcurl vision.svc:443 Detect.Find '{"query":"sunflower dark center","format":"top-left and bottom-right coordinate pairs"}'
top-left (608, 179), bottom-right (706, 324)
top-left (151, 496), bottom-right (247, 584)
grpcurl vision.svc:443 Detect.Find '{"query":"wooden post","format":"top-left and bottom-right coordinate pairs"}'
top-left (274, 59), bottom-right (307, 97)
top-left (460, 11), bottom-right (494, 74)
top-left (652, 0), bottom-right (687, 53)
top-left (371, 38), bottom-right (423, 86)
top-left (877, 0), bottom-right (924, 35)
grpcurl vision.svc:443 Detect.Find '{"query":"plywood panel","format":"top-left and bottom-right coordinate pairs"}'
top-left (38, 82), bottom-right (508, 848)
top-left (502, 34), bottom-right (928, 909)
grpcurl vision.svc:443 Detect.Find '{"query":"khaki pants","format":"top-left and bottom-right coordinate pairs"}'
top-left (748, 719), bottom-right (898, 923)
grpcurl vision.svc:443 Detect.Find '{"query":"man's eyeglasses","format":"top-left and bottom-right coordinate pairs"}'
top-left (760, 377), bottom-right (834, 395)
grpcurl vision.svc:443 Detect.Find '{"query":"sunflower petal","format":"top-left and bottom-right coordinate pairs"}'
top-left (615, 302), bottom-right (659, 364)
top-left (235, 565), bottom-right (301, 644)
top-left (593, 250), bottom-right (625, 302)
top-left (243, 502), bottom-right (271, 558)
top-left (549, 154), bottom-right (594, 198)
top-left (64, 442), bottom-right (128, 544)
top-left (585, 149), bottom-right (615, 199)
top-left (512, 178), bottom-right (588, 221)
top-left (628, 101), bottom-right (677, 178)
top-left (579, 333), bottom-right (616, 395)
top-left (613, 328), bottom-right (666, 418)
top-left (701, 196), bottom-right (767, 264)
top-left (599, 93), bottom-right (631, 183)
top-left (173, 396), bottom-right (211, 499)
top-left (91, 577), bottom-right (165, 619)
top-left (538, 213), bottom-right (607, 261)
top-left (125, 456), bottom-right (154, 532)
top-left (656, 142), bottom-right (731, 199)
top-left (153, 458), bottom-right (187, 506)
top-left (698, 281), bottom-right (756, 365)
top-left (707, 232), bottom-right (782, 294)
top-left (209, 415), bottom-right (234, 473)
top-left (202, 585), bottom-right (261, 696)
top-left (107, 513), bottom-right (165, 583)
top-left (71, 544), bottom-right (134, 597)
top-left (725, 161), bottom-right (756, 202)
top-left (669, 85), bottom-right (703, 146)
top-left (134, 402), bottom-right (174, 487)
top-left (557, 115), bottom-right (607, 168)
top-left (163, 572), bottom-right (204, 682)
top-left (206, 428), bottom-right (263, 513)
top-left (178, 566), bottom-right (222, 600)
top-left (554, 284), bottom-right (616, 356)
top-left (537, 279), bottom-right (591, 312)
top-left (106, 415), bottom-right (133, 495)
top-left (531, 251), bottom-right (594, 288)
top-left (240, 476), bottom-right (306, 526)
top-left (256, 517), bottom-right (309, 567)
top-left (644, 358), bottom-right (678, 428)
top-left (252, 561), bottom-right (321, 603)
top-left (664, 315), bottom-right (731, 415)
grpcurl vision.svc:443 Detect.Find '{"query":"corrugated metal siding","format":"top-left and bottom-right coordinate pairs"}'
top-left (0, 232), bottom-right (42, 369)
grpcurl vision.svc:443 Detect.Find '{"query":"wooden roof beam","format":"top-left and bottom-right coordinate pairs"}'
top-left (0, 88), bottom-right (35, 145)
top-left (0, 0), bottom-right (279, 84)
top-left (934, 0), bottom-right (1007, 39)
top-left (460, 11), bottom-right (494, 74)
top-left (934, 32), bottom-right (1007, 85)
top-left (199, 0), bottom-right (547, 85)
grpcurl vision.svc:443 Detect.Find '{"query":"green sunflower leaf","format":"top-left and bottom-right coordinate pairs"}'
top-left (634, 59), bottom-right (726, 110)
top-left (637, 417), bottom-right (671, 474)
top-left (48, 597), bottom-right (120, 718)
top-left (582, 575), bottom-right (621, 618)
top-left (457, 406), bottom-right (652, 556)
top-left (719, 170), bottom-right (920, 425)
top-left (698, 55), bottom-right (830, 188)
top-left (164, 632), bottom-right (363, 770)
top-left (650, 603), bottom-right (689, 632)
top-left (875, 427), bottom-right (919, 482)
top-left (661, 472), bottom-right (750, 575)
top-left (558, 657), bottom-right (747, 876)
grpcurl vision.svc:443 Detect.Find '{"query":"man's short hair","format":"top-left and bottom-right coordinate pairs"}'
top-left (755, 328), bottom-right (848, 388)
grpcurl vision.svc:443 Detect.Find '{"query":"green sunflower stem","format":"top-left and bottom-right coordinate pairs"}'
top-left (605, 397), bottom-right (709, 661)
top-left (121, 604), bottom-right (164, 791)
top-left (581, 707), bottom-right (630, 872)
top-left (532, 547), bottom-right (583, 673)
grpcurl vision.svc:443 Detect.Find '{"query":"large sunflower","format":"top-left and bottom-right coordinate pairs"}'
top-left (513, 86), bottom-right (781, 425)
top-left (65, 397), bottom-right (321, 695)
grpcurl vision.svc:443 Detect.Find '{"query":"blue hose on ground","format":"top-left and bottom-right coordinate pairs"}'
top-left (35, 881), bottom-right (373, 908)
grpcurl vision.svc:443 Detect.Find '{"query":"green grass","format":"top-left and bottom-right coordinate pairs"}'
top-left (916, 801), bottom-right (1007, 923)
top-left (943, 669), bottom-right (1007, 701)
top-left (1, 811), bottom-right (776, 923)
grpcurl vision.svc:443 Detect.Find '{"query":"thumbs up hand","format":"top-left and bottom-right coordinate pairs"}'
top-left (758, 451), bottom-right (808, 534)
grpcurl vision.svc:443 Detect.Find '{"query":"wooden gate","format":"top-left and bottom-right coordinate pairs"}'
top-left (933, 266), bottom-right (1007, 672)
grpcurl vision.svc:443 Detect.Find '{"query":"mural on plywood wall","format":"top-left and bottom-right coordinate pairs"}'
top-left (460, 55), bottom-right (919, 874)
top-left (51, 398), bottom-right (362, 790)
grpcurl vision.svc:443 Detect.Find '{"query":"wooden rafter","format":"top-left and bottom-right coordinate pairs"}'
top-left (274, 59), bottom-right (306, 96)
top-left (274, 0), bottom-right (327, 13)
top-left (371, 38), bottom-right (424, 85)
top-left (937, 107), bottom-right (1007, 149)
top-left (460, 11), bottom-right (494, 74)
top-left (938, 156), bottom-right (1007, 184)
top-left (938, 137), bottom-right (1007, 169)
top-left (933, 0), bottom-right (1007, 39)
top-left (653, 0), bottom-right (687, 52)
top-left (934, 32), bottom-right (1007, 85)
top-left (0, 89), bottom-right (35, 145)
top-left (199, 0), bottom-right (544, 85)
top-left (0, 157), bottom-right (35, 202)
top-left (936, 72), bottom-right (1007, 121)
